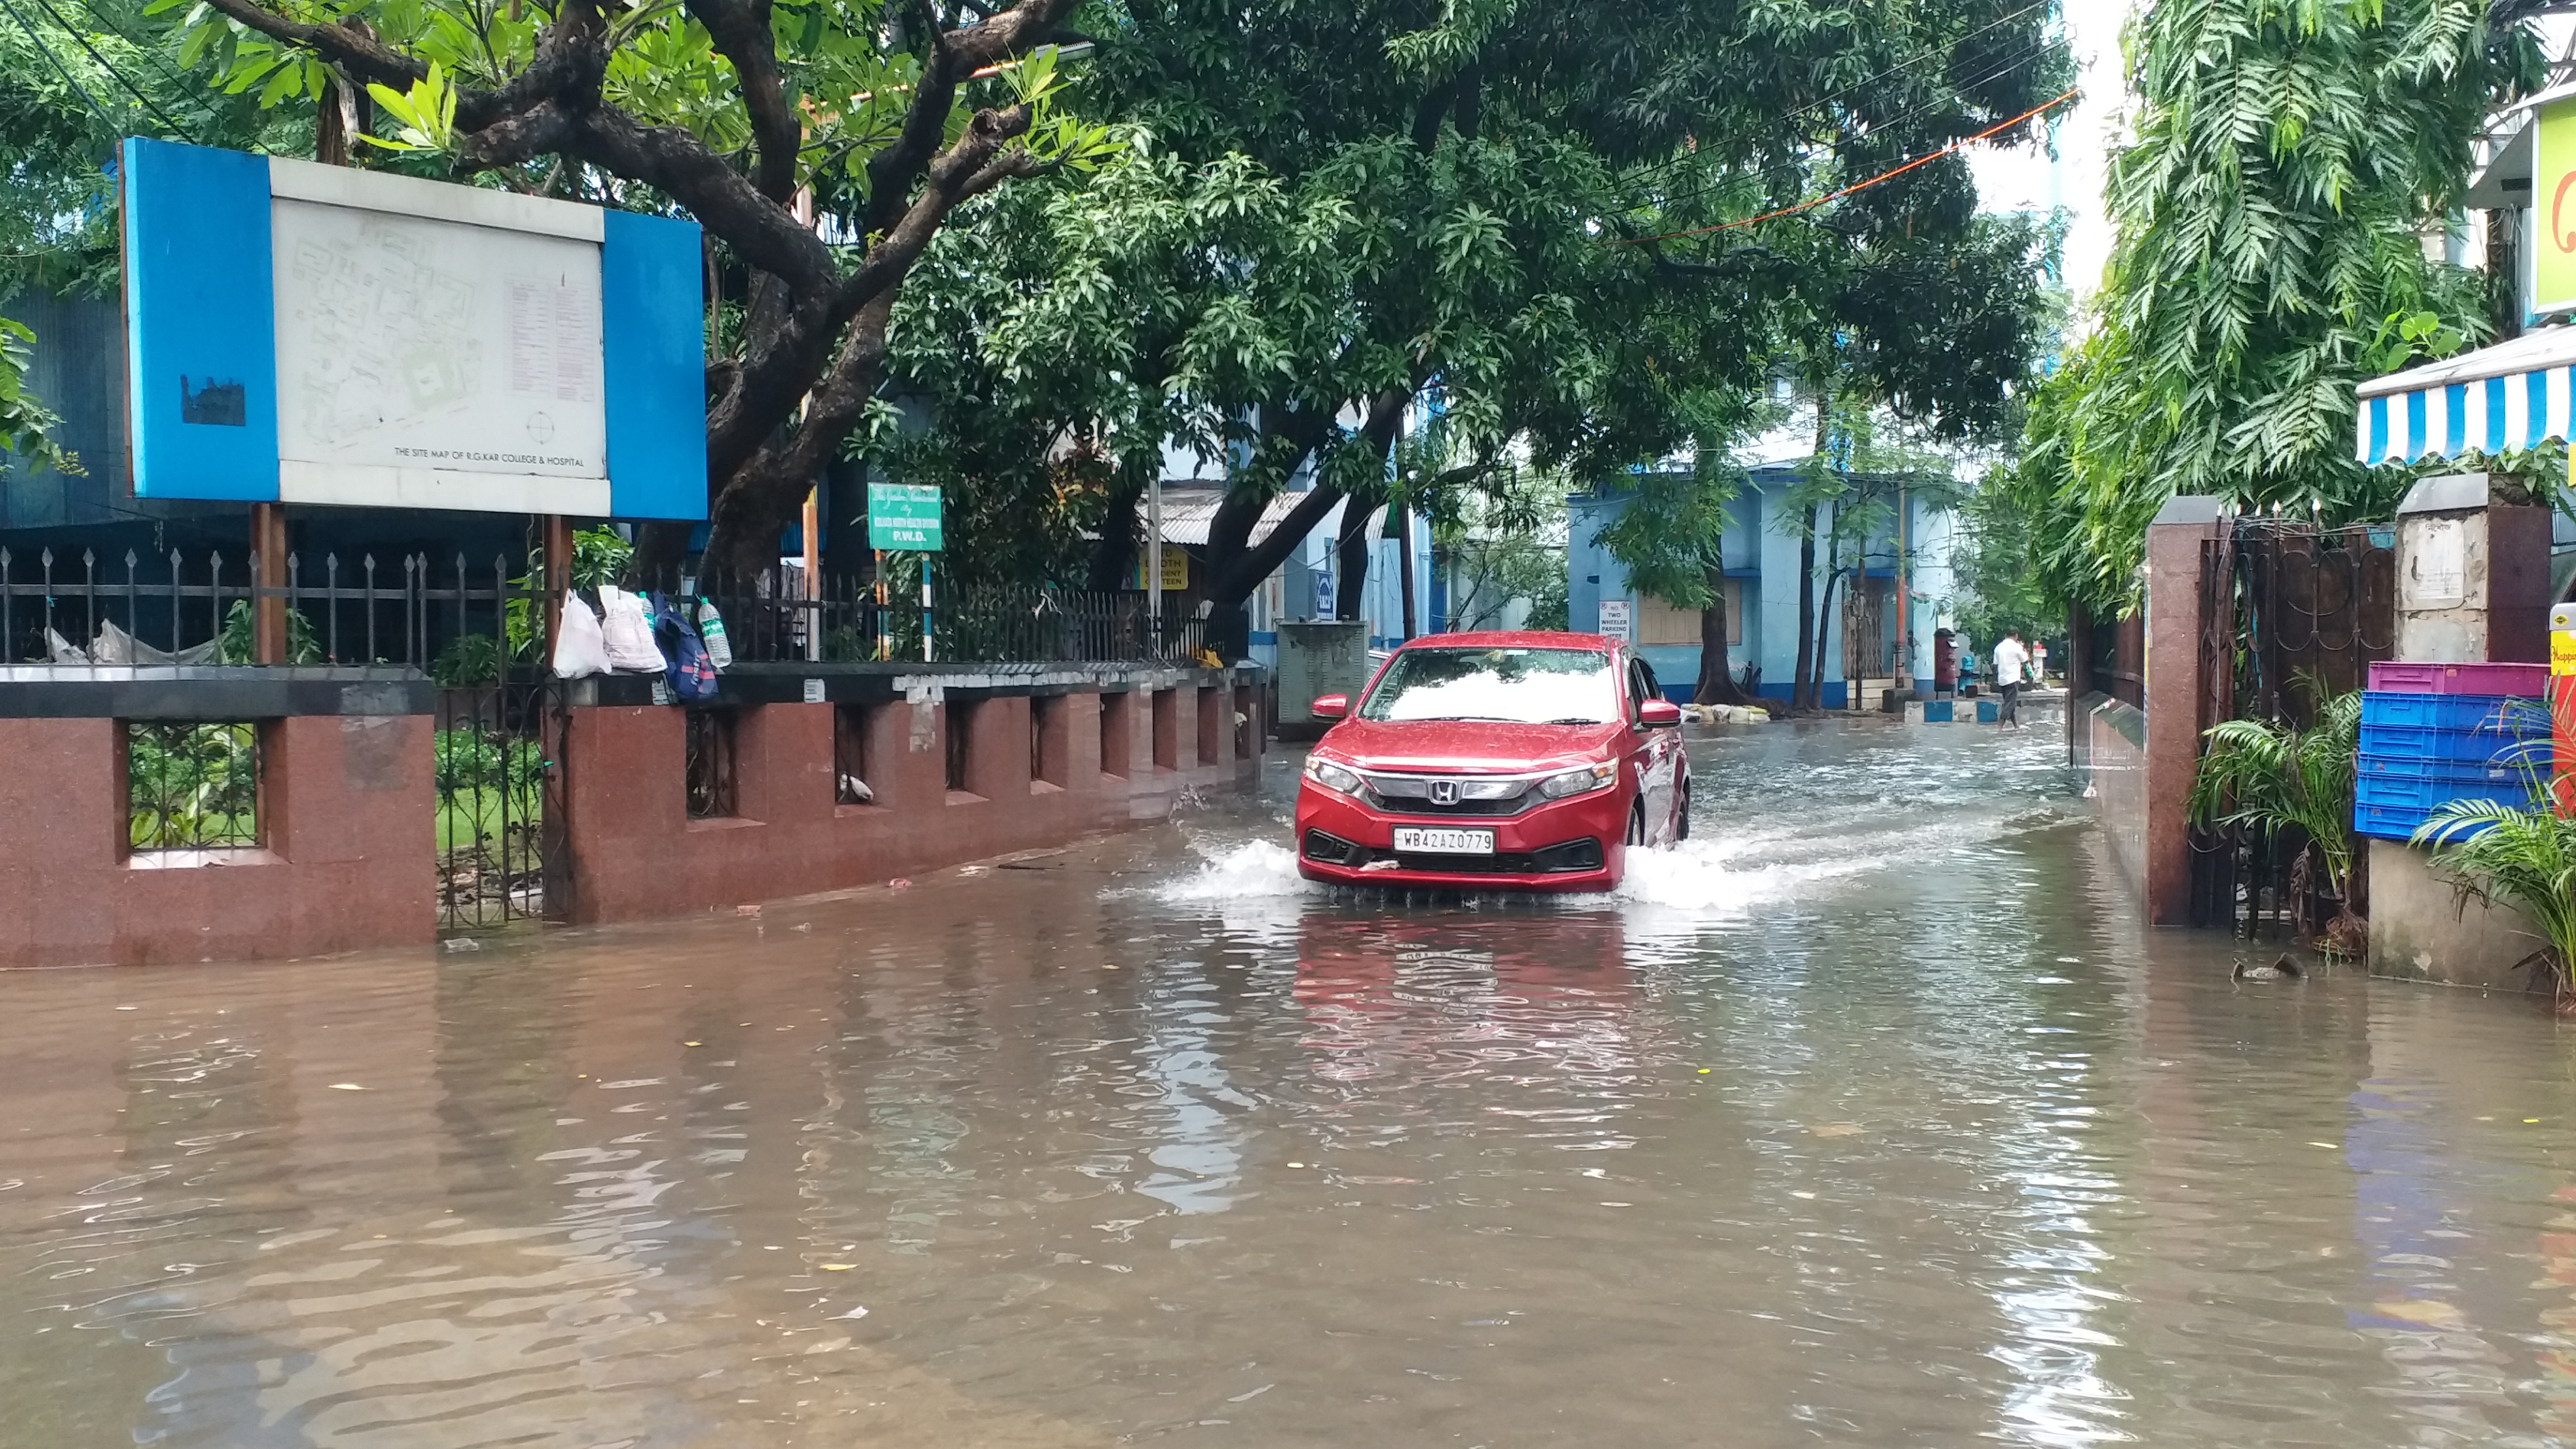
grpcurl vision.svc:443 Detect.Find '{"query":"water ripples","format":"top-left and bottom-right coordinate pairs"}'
top-left (7, 720), bottom-right (2576, 1445)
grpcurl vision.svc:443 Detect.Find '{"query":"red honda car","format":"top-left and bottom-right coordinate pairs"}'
top-left (1294, 631), bottom-right (1690, 891)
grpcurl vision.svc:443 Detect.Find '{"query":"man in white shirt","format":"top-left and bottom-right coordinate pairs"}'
top-left (1992, 629), bottom-right (2030, 728)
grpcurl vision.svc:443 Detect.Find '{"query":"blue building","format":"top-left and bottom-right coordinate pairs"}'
top-left (1565, 463), bottom-right (1959, 708)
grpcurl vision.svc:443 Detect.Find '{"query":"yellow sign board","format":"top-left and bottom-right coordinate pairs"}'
top-left (2536, 98), bottom-right (2576, 314)
top-left (1133, 544), bottom-right (1188, 591)
top-left (2553, 603), bottom-right (2576, 675)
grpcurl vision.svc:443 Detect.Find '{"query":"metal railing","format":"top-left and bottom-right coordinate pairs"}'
top-left (8, 548), bottom-right (1217, 672)
top-left (655, 564), bottom-right (1214, 665)
top-left (127, 721), bottom-right (262, 852)
top-left (3, 545), bottom-right (545, 675)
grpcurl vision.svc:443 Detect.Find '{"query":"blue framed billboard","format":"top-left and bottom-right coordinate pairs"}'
top-left (121, 138), bottom-right (707, 519)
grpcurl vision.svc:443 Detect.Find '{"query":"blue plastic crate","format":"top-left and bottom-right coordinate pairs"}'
top-left (2359, 690), bottom-right (2550, 733)
top-left (2352, 769), bottom-right (2540, 840)
top-left (2357, 721), bottom-right (2549, 765)
top-left (2357, 750), bottom-right (2534, 782)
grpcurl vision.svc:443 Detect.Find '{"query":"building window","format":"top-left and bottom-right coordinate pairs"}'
top-left (834, 703), bottom-right (874, 805)
top-left (684, 709), bottom-right (737, 818)
top-left (1150, 689), bottom-right (1178, 771)
top-left (1196, 686), bottom-right (1221, 766)
top-left (1099, 692), bottom-right (1130, 779)
top-left (1636, 583), bottom-right (1742, 647)
top-left (127, 721), bottom-right (261, 853)
top-left (945, 698), bottom-right (978, 794)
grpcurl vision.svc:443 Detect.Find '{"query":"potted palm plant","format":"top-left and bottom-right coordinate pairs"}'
top-left (2189, 687), bottom-right (2365, 954)
top-left (2411, 732), bottom-right (2576, 1003)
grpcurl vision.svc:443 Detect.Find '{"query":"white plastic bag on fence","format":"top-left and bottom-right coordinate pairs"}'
top-left (551, 593), bottom-right (612, 679)
top-left (597, 585), bottom-right (667, 673)
top-left (90, 620), bottom-right (215, 665)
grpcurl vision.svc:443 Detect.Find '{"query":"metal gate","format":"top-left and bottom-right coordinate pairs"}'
top-left (2187, 519), bottom-right (2396, 935)
top-left (435, 678), bottom-right (567, 932)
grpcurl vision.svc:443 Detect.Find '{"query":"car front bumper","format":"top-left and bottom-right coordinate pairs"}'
top-left (1291, 782), bottom-right (1626, 892)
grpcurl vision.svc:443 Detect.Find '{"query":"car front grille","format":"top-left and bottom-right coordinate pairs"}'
top-left (1359, 770), bottom-right (1541, 817)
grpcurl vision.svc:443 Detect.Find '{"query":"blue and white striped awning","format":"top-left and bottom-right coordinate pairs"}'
top-left (2356, 326), bottom-right (2576, 466)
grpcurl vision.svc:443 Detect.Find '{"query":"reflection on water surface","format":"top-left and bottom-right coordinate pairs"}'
top-left (7, 721), bottom-right (2576, 1447)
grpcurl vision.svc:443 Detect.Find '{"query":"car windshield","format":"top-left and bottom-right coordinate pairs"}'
top-left (1358, 647), bottom-right (1621, 724)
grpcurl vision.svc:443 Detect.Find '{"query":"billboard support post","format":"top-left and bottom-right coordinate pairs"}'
top-left (252, 502), bottom-right (287, 664)
top-left (542, 514), bottom-right (572, 659)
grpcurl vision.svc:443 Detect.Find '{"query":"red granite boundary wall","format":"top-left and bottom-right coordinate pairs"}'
top-left (0, 712), bottom-right (436, 968)
top-left (558, 676), bottom-right (1265, 925)
top-left (0, 667), bottom-right (1268, 967)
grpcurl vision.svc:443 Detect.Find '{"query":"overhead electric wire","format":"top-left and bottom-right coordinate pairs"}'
top-left (1615, 35), bottom-right (2061, 221)
top-left (1599, 86), bottom-right (2078, 247)
top-left (1608, 0), bottom-right (2056, 203)
top-left (1617, 32), bottom-right (2061, 220)
top-left (0, 0), bottom-right (118, 129)
top-left (25, 0), bottom-right (197, 141)
top-left (70, 0), bottom-right (211, 140)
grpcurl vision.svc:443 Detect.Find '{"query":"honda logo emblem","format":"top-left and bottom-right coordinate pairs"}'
top-left (1428, 779), bottom-right (1460, 806)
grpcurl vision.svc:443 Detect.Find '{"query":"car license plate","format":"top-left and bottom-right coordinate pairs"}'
top-left (1392, 826), bottom-right (1495, 855)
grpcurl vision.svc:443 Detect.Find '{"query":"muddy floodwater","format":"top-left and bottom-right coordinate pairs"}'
top-left (11, 718), bottom-right (2576, 1447)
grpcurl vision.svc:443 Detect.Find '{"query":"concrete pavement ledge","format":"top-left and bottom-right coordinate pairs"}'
top-left (0, 666), bottom-right (433, 718)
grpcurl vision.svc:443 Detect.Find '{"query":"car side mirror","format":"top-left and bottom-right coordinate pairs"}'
top-left (1311, 694), bottom-right (1349, 721)
top-left (1639, 699), bottom-right (1683, 728)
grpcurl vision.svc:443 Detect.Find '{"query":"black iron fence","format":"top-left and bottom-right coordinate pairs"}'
top-left (2187, 519), bottom-right (2396, 937)
top-left (666, 564), bottom-right (1214, 665)
top-left (7, 546), bottom-right (1216, 670)
top-left (2, 544), bottom-right (542, 676)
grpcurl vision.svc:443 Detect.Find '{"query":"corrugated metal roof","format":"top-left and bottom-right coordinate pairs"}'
top-left (1149, 487), bottom-right (1317, 547)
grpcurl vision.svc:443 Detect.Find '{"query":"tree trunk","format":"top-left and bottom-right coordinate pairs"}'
top-left (1335, 499), bottom-right (1375, 621)
top-left (1693, 557), bottom-right (1751, 706)
top-left (1086, 472), bottom-right (1148, 590)
top-left (1811, 564), bottom-right (1843, 711)
top-left (1390, 503), bottom-right (1417, 640)
top-left (1206, 385), bottom-right (1413, 608)
top-left (1791, 505), bottom-right (1818, 713)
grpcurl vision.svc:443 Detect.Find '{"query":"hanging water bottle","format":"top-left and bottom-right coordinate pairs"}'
top-left (696, 599), bottom-right (733, 671)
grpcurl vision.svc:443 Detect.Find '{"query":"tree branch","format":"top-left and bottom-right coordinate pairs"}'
top-left (859, 0), bottom-right (1077, 237)
top-left (566, 107), bottom-right (835, 292)
top-left (197, 0), bottom-right (506, 122)
top-left (837, 101), bottom-right (1034, 314)
top-left (684, 0), bottom-right (801, 202)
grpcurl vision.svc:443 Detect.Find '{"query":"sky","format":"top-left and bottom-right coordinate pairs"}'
top-left (1966, 0), bottom-right (2131, 303)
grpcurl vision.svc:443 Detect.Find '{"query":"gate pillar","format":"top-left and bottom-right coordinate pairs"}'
top-left (2142, 495), bottom-right (2226, 926)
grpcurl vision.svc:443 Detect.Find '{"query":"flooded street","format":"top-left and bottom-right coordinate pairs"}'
top-left (12, 718), bottom-right (2576, 1447)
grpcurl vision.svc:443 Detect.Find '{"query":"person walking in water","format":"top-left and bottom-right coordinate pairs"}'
top-left (1992, 628), bottom-right (2029, 728)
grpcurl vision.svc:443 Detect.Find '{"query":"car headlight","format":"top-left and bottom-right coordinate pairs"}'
top-left (1537, 761), bottom-right (1617, 798)
top-left (1304, 758), bottom-right (1363, 795)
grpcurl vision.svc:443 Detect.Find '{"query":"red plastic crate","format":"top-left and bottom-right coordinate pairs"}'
top-left (2367, 661), bottom-right (2551, 696)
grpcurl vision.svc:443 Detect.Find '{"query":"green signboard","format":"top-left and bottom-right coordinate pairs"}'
top-left (867, 482), bottom-right (943, 551)
top-left (2536, 97), bottom-right (2576, 315)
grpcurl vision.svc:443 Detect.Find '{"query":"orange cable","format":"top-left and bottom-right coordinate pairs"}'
top-left (1600, 87), bottom-right (2078, 247)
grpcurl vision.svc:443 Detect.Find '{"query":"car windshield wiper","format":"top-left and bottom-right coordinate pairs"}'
top-left (1538, 717), bottom-right (1611, 725)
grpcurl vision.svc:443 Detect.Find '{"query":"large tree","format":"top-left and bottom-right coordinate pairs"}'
top-left (163, 0), bottom-right (1102, 575)
top-left (877, 0), bottom-right (2072, 643)
top-left (2, 0), bottom-right (288, 475)
top-left (2014, 0), bottom-right (2544, 619)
